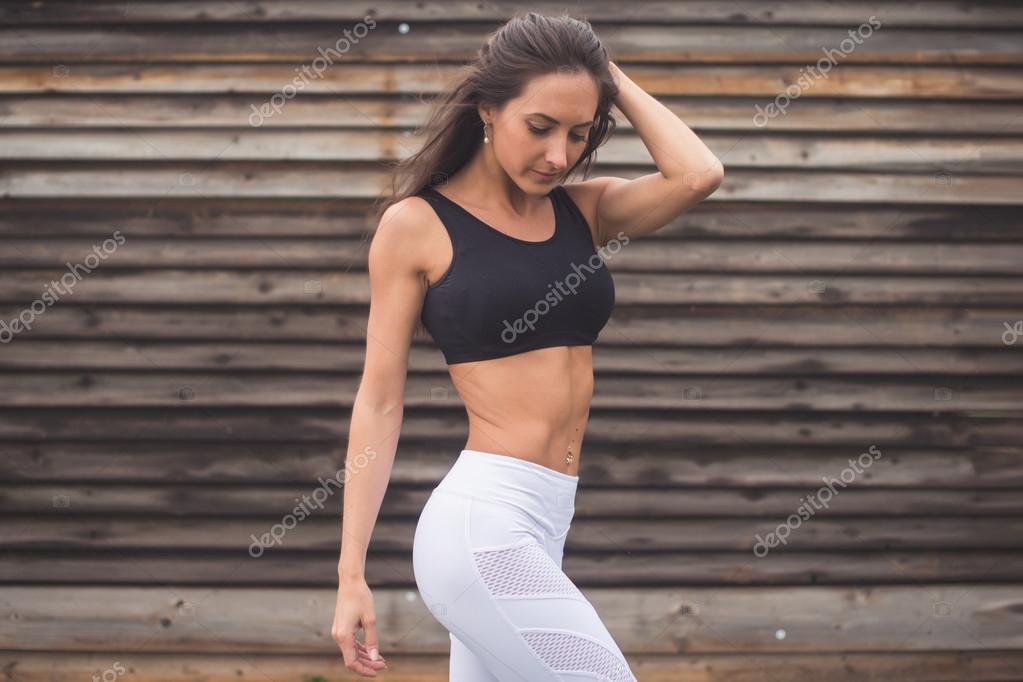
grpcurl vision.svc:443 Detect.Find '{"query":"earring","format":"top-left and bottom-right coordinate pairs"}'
top-left (483, 121), bottom-right (490, 144)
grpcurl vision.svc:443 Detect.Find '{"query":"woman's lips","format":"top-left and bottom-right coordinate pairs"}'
top-left (532, 169), bottom-right (557, 180)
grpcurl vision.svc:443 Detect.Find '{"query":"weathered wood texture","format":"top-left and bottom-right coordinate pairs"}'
top-left (1, 1), bottom-right (1021, 679)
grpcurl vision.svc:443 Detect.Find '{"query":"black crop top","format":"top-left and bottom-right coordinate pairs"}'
top-left (415, 184), bottom-right (616, 364)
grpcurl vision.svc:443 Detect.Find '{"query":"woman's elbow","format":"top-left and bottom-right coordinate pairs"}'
top-left (703, 159), bottom-right (725, 192)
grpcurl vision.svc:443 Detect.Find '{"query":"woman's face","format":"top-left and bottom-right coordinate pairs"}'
top-left (484, 70), bottom-right (599, 191)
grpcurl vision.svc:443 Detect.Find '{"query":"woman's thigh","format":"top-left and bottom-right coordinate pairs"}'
top-left (413, 491), bottom-right (637, 681)
top-left (450, 632), bottom-right (499, 681)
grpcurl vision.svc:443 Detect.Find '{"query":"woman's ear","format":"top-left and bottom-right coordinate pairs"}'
top-left (477, 102), bottom-right (496, 125)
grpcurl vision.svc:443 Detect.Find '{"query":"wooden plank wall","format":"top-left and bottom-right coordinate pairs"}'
top-left (2, 1), bottom-right (1022, 679)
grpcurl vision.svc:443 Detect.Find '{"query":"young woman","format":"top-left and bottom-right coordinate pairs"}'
top-left (332, 11), bottom-right (723, 680)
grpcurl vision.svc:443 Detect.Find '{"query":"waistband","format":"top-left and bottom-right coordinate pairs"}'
top-left (435, 448), bottom-right (579, 537)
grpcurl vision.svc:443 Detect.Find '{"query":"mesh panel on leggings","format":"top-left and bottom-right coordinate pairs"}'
top-left (522, 630), bottom-right (635, 682)
top-left (472, 542), bottom-right (582, 597)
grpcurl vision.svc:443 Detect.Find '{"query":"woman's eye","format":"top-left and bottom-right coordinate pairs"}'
top-left (528, 125), bottom-right (587, 143)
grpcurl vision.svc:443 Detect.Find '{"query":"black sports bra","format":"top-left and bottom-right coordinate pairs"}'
top-left (415, 184), bottom-right (616, 365)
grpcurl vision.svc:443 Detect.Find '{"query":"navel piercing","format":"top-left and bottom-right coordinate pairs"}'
top-left (567, 426), bottom-right (580, 466)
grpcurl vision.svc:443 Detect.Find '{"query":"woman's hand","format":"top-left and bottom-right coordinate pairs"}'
top-left (332, 577), bottom-right (389, 676)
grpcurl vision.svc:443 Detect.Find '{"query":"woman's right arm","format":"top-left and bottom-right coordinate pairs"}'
top-left (332, 198), bottom-right (429, 676)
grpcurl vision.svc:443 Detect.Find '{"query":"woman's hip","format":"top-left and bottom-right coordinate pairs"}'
top-left (431, 448), bottom-right (579, 539)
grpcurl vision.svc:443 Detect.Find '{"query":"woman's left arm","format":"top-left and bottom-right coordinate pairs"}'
top-left (591, 61), bottom-right (724, 245)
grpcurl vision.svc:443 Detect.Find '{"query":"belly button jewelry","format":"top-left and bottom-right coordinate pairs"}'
top-left (565, 446), bottom-right (574, 465)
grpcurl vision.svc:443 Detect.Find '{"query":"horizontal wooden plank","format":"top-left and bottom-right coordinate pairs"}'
top-left (3, 442), bottom-right (1021, 488)
top-left (3, 269), bottom-right (1022, 305)
top-left (3, 164), bottom-right (1021, 203)
top-left (5, 0), bottom-right (1023, 28)
top-left (0, 197), bottom-right (372, 237)
top-left (2, 651), bottom-right (1022, 682)
top-left (0, 305), bottom-right (1014, 347)
top-left (4, 550), bottom-right (1023, 586)
top-left (6, 237), bottom-right (1023, 274)
top-left (4, 25), bottom-right (1022, 65)
top-left (4, 64), bottom-right (1021, 99)
top-left (603, 241), bottom-right (1023, 274)
top-left (3, 343), bottom-right (1021, 376)
top-left (0, 409), bottom-right (1019, 447)
top-left (4, 130), bottom-right (1022, 174)
top-left (3, 95), bottom-right (1023, 135)
top-left (6, 483), bottom-right (1023, 516)
top-left (2, 585), bottom-right (1021, 652)
top-left (712, 170), bottom-right (1023, 205)
top-left (0, 372), bottom-right (1018, 412)
top-left (2, 199), bottom-right (1020, 241)
top-left (6, 516), bottom-right (1023, 552)
top-left (586, 376), bottom-right (1023, 412)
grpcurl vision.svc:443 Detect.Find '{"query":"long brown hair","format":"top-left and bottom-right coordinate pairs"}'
top-left (369, 11), bottom-right (619, 225)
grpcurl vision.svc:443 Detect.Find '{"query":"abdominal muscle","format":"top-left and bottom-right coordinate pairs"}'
top-left (447, 344), bottom-right (594, 477)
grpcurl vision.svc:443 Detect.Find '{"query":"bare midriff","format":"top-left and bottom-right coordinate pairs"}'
top-left (448, 344), bottom-right (594, 477)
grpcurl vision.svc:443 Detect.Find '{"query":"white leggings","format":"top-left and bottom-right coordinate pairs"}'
top-left (412, 448), bottom-right (637, 681)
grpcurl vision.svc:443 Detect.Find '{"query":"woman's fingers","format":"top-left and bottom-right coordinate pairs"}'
top-left (337, 633), bottom-right (378, 676)
top-left (354, 639), bottom-right (387, 657)
top-left (362, 619), bottom-right (383, 667)
top-left (354, 639), bottom-right (388, 667)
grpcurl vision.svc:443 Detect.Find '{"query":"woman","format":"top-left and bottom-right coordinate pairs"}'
top-left (332, 11), bottom-right (723, 680)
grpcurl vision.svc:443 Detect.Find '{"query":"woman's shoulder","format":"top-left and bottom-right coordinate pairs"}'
top-left (371, 194), bottom-right (450, 279)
